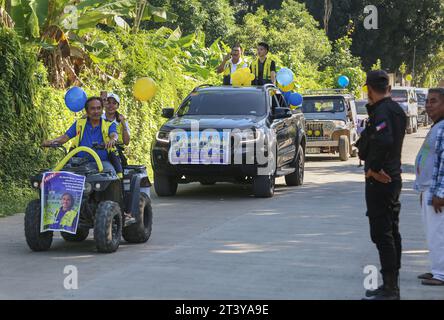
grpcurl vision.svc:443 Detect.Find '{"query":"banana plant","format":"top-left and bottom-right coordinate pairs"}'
top-left (7, 0), bottom-right (176, 87)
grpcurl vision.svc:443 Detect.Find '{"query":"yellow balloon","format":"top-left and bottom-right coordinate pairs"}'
top-left (278, 82), bottom-right (295, 92)
top-left (133, 77), bottom-right (157, 102)
top-left (406, 74), bottom-right (413, 82)
top-left (231, 67), bottom-right (255, 87)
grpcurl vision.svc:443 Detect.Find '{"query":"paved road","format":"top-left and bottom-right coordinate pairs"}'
top-left (1, 127), bottom-right (443, 300)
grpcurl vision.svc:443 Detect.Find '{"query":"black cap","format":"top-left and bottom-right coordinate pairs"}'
top-left (365, 70), bottom-right (389, 87)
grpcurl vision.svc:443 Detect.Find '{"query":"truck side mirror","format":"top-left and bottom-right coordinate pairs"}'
top-left (162, 108), bottom-right (175, 119)
top-left (272, 107), bottom-right (292, 120)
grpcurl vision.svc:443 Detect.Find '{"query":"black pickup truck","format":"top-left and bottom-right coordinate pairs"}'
top-left (151, 84), bottom-right (306, 198)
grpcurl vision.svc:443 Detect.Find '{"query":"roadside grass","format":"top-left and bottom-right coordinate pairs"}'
top-left (0, 184), bottom-right (35, 218)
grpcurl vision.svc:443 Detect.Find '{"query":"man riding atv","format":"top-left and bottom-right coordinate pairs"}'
top-left (26, 96), bottom-right (153, 253)
top-left (42, 97), bottom-right (118, 175)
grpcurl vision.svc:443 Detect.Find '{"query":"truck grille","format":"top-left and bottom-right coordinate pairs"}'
top-left (306, 122), bottom-right (325, 140)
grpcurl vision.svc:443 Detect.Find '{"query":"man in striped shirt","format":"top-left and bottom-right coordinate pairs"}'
top-left (415, 87), bottom-right (444, 286)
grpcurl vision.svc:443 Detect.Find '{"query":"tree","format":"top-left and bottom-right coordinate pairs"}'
top-left (201, 0), bottom-right (236, 45)
top-left (300, 0), bottom-right (444, 83)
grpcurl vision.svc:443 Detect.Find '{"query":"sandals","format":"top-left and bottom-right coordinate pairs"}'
top-left (417, 272), bottom-right (433, 280)
top-left (124, 213), bottom-right (136, 227)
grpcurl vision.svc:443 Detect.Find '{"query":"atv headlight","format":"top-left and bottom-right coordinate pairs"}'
top-left (156, 131), bottom-right (170, 143)
top-left (83, 182), bottom-right (92, 194)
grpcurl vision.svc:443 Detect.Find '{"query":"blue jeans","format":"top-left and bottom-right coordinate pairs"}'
top-left (91, 160), bottom-right (116, 176)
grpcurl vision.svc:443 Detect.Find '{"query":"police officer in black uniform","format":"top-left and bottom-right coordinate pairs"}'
top-left (358, 70), bottom-right (407, 300)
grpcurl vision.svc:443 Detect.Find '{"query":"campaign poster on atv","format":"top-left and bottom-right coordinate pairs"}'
top-left (40, 172), bottom-right (86, 234)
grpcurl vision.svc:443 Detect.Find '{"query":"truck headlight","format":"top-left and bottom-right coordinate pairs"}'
top-left (156, 131), bottom-right (170, 143)
top-left (235, 129), bottom-right (261, 144)
top-left (332, 120), bottom-right (347, 129)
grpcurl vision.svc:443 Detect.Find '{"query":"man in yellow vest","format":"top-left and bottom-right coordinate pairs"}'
top-left (250, 42), bottom-right (276, 86)
top-left (217, 44), bottom-right (249, 85)
top-left (42, 97), bottom-right (119, 175)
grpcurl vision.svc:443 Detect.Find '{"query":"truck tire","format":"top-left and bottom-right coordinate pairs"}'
top-left (94, 201), bottom-right (122, 253)
top-left (285, 145), bottom-right (304, 186)
top-left (123, 193), bottom-right (152, 243)
top-left (154, 172), bottom-right (178, 197)
top-left (61, 228), bottom-right (89, 242)
top-left (24, 199), bottom-right (53, 251)
top-left (253, 174), bottom-right (275, 198)
top-left (339, 135), bottom-right (350, 161)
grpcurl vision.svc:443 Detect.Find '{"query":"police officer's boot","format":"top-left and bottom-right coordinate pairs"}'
top-left (363, 272), bottom-right (400, 300)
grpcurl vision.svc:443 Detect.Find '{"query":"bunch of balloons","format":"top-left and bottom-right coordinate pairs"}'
top-left (231, 67), bottom-right (255, 86)
top-left (276, 67), bottom-right (303, 109)
top-left (65, 86), bottom-right (88, 112)
top-left (133, 77), bottom-right (157, 101)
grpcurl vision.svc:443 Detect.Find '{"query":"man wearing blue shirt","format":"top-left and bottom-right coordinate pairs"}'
top-left (42, 97), bottom-right (119, 174)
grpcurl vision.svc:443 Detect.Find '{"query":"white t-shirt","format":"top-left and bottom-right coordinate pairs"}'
top-left (228, 59), bottom-right (249, 84)
top-left (414, 122), bottom-right (443, 192)
top-left (101, 114), bottom-right (130, 135)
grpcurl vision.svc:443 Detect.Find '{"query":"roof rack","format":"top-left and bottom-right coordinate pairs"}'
top-left (192, 84), bottom-right (213, 92)
top-left (304, 89), bottom-right (350, 95)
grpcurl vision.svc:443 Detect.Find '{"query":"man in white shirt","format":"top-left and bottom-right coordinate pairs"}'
top-left (217, 44), bottom-right (248, 85)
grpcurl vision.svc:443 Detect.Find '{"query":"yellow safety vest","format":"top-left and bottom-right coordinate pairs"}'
top-left (223, 58), bottom-right (246, 76)
top-left (251, 57), bottom-right (273, 81)
top-left (72, 118), bottom-right (114, 149)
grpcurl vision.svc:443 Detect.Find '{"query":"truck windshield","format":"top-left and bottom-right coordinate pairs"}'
top-left (302, 98), bottom-right (345, 113)
top-left (177, 90), bottom-right (266, 116)
top-left (416, 92), bottom-right (426, 104)
top-left (356, 101), bottom-right (368, 115)
top-left (392, 90), bottom-right (408, 103)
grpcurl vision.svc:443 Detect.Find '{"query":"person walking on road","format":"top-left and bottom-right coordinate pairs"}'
top-left (358, 70), bottom-right (407, 300)
top-left (414, 87), bottom-right (444, 286)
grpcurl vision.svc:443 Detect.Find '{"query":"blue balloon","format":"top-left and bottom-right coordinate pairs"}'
top-left (283, 91), bottom-right (292, 104)
top-left (65, 87), bottom-right (87, 112)
top-left (276, 68), bottom-right (294, 86)
top-left (338, 75), bottom-right (350, 88)
top-left (288, 92), bottom-right (303, 106)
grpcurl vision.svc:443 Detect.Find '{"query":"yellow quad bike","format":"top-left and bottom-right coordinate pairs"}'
top-left (25, 144), bottom-right (153, 253)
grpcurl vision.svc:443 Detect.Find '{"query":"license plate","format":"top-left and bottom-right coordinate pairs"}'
top-left (306, 147), bottom-right (320, 154)
top-left (168, 131), bottom-right (231, 165)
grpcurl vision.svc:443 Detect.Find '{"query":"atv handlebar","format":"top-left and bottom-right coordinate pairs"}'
top-left (42, 143), bottom-right (68, 155)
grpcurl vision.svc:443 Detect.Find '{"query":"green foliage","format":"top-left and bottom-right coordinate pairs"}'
top-left (321, 34), bottom-right (366, 96)
top-left (1, 0), bottom-right (373, 216)
top-left (302, 0), bottom-right (444, 87)
top-left (371, 59), bottom-right (382, 71)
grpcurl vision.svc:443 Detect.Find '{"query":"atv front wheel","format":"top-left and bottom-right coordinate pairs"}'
top-left (24, 199), bottom-right (53, 251)
top-left (61, 228), bottom-right (89, 242)
top-left (94, 201), bottom-right (122, 253)
top-left (122, 193), bottom-right (153, 243)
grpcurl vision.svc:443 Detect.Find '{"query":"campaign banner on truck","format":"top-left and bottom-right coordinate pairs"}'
top-left (41, 171), bottom-right (85, 234)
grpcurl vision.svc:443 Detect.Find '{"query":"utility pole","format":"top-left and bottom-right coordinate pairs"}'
top-left (412, 45), bottom-right (416, 84)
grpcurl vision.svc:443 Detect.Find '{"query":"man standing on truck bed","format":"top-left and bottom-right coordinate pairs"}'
top-left (250, 42), bottom-right (276, 86)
